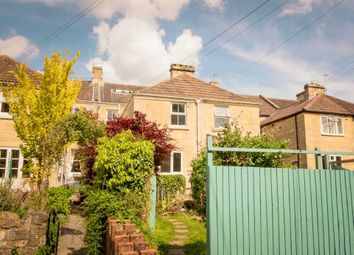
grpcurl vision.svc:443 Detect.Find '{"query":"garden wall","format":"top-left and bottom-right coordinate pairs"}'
top-left (105, 218), bottom-right (157, 255)
top-left (0, 211), bottom-right (48, 255)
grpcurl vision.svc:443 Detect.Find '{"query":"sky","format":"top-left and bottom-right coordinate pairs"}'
top-left (0, 0), bottom-right (353, 101)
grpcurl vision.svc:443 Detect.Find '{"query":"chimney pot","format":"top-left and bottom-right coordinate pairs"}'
top-left (170, 63), bottom-right (195, 78)
top-left (296, 82), bottom-right (326, 102)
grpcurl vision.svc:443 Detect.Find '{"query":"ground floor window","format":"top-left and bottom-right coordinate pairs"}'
top-left (0, 148), bottom-right (26, 179)
top-left (321, 155), bottom-right (342, 169)
top-left (160, 151), bottom-right (183, 173)
top-left (70, 149), bottom-right (81, 173)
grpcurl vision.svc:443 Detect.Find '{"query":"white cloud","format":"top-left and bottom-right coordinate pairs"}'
top-left (281, 0), bottom-right (321, 16)
top-left (0, 35), bottom-right (38, 59)
top-left (203, 0), bottom-right (224, 10)
top-left (90, 17), bottom-right (202, 84)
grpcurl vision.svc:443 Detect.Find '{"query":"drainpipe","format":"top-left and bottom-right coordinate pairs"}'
top-left (196, 99), bottom-right (201, 153)
top-left (294, 114), bottom-right (300, 168)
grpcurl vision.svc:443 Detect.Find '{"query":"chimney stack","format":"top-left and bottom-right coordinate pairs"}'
top-left (296, 82), bottom-right (326, 102)
top-left (209, 81), bottom-right (219, 86)
top-left (170, 64), bottom-right (195, 78)
top-left (91, 66), bottom-right (104, 102)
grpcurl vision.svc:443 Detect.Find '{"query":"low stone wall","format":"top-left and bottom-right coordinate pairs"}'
top-left (105, 218), bottom-right (157, 255)
top-left (0, 211), bottom-right (48, 255)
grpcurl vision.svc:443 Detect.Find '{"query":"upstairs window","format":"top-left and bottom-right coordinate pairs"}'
top-left (214, 106), bottom-right (229, 128)
top-left (321, 116), bottom-right (343, 135)
top-left (171, 103), bottom-right (186, 126)
top-left (107, 110), bottom-right (119, 121)
top-left (0, 93), bottom-right (10, 114)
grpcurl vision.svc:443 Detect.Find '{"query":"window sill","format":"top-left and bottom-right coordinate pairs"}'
top-left (0, 113), bottom-right (12, 119)
top-left (321, 133), bottom-right (344, 137)
top-left (158, 172), bottom-right (183, 175)
top-left (169, 125), bottom-right (189, 130)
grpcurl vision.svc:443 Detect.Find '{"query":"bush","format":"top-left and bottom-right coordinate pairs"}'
top-left (157, 175), bottom-right (186, 212)
top-left (46, 187), bottom-right (73, 215)
top-left (190, 126), bottom-right (289, 219)
top-left (0, 183), bottom-right (29, 217)
top-left (94, 130), bottom-right (155, 194)
top-left (83, 189), bottom-right (156, 255)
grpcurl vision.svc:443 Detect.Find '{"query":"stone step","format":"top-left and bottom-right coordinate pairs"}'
top-left (167, 248), bottom-right (185, 255)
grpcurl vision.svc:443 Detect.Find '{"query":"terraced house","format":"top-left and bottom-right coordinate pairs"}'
top-left (0, 55), bottom-right (144, 188)
top-left (123, 64), bottom-right (260, 187)
top-left (261, 82), bottom-right (354, 170)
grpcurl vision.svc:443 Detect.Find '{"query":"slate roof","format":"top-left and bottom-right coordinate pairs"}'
top-left (0, 55), bottom-right (39, 83)
top-left (261, 93), bottom-right (354, 125)
top-left (135, 75), bottom-right (257, 104)
top-left (77, 81), bottom-right (145, 104)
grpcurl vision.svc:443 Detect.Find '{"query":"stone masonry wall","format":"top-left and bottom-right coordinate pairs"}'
top-left (105, 218), bottom-right (157, 255)
top-left (0, 211), bottom-right (48, 255)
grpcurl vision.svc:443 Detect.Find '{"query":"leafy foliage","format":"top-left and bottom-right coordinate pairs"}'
top-left (46, 187), bottom-right (73, 215)
top-left (157, 175), bottom-right (186, 212)
top-left (83, 189), bottom-right (156, 255)
top-left (94, 130), bottom-right (155, 193)
top-left (191, 126), bottom-right (289, 218)
top-left (0, 52), bottom-right (82, 189)
top-left (106, 111), bottom-right (175, 166)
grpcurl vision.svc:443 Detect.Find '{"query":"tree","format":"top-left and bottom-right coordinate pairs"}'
top-left (190, 125), bottom-right (290, 218)
top-left (0, 52), bottom-right (82, 189)
top-left (106, 111), bottom-right (175, 167)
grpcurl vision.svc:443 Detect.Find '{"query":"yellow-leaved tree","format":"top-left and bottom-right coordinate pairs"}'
top-left (0, 52), bottom-right (82, 189)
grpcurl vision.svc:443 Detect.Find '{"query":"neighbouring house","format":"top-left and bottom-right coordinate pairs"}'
top-left (123, 64), bottom-right (261, 188)
top-left (0, 55), bottom-right (144, 188)
top-left (261, 82), bottom-right (354, 170)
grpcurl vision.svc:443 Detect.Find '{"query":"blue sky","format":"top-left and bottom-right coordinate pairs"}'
top-left (0, 0), bottom-right (353, 101)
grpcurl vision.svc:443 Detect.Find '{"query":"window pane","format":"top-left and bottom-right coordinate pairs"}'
top-left (11, 150), bottom-right (19, 159)
top-left (1, 103), bottom-right (10, 113)
top-left (178, 104), bottom-right (185, 113)
top-left (321, 117), bottom-right (328, 133)
top-left (0, 149), bottom-right (7, 158)
top-left (215, 107), bottom-right (229, 116)
top-left (160, 157), bottom-right (171, 173)
top-left (0, 169), bottom-right (4, 177)
top-left (11, 170), bottom-right (18, 178)
top-left (171, 115), bottom-right (178, 125)
top-left (0, 159), bottom-right (6, 168)
top-left (336, 118), bottom-right (343, 134)
top-left (173, 153), bottom-right (182, 172)
top-left (11, 159), bottom-right (19, 168)
top-left (172, 104), bottom-right (178, 113)
top-left (327, 118), bottom-right (336, 134)
top-left (215, 116), bottom-right (229, 128)
top-left (71, 161), bottom-right (81, 172)
top-left (178, 115), bottom-right (186, 125)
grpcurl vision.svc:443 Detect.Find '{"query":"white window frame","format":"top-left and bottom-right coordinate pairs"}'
top-left (160, 151), bottom-right (183, 174)
top-left (0, 93), bottom-right (11, 119)
top-left (214, 106), bottom-right (230, 128)
top-left (320, 115), bottom-right (344, 136)
top-left (0, 147), bottom-right (26, 180)
top-left (171, 103), bottom-right (187, 127)
top-left (106, 109), bottom-right (119, 121)
top-left (321, 155), bottom-right (342, 169)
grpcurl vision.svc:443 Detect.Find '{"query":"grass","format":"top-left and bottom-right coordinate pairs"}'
top-left (155, 212), bottom-right (206, 255)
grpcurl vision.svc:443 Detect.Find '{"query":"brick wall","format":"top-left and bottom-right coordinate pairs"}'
top-left (105, 218), bottom-right (157, 255)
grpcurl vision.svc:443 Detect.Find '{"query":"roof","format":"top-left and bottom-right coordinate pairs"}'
top-left (135, 75), bottom-right (257, 104)
top-left (78, 81), bottom-right (145, 104)
top-left (0, 55), bottom-right (40, 83)
top-left (243, 95), bottom-right (297, 117)
top-left (261, 93), bottom-right (354, 125)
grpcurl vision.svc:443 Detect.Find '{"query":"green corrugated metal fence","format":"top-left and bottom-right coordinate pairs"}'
top-left (206, 136), bottom-right (354, 255)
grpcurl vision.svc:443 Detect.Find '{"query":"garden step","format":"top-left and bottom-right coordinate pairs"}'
top-left (174, 229), bottom-right (188, 233)
top-left (170, 240), bottom-right (184, 246)
top-left (175, 235), bottom-right (188, 239)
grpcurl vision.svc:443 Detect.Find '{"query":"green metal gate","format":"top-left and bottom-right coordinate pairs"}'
top-left (206, 135), bottom-right (354, 255)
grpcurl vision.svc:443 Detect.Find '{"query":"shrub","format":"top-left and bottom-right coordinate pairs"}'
top-left (94, 130), bottom-right (155, 194)
top-left (157, 175), bottom-right (186, 212)
top-left (190, 126), bottom-right (289, 218)
top-left (83, 189), bottom-right (156, 255)
top-left (46, 187), bottom-right (73, 215)
top-left (0, 183), bottom-right (29, 217)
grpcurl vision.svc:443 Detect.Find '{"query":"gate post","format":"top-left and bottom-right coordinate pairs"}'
top-left (206, 135), bottom-right (213, 255)
top-left (149, 174), bottom-right (157, 231)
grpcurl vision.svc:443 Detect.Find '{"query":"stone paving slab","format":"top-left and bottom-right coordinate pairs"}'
top-left (57, 214), bottom-right (85, 255)
top-left (168, 248), bottom-right (185, 255)
top-left (175, 229), bottom-right (188, 233)
top-left (175, 235), bottom-right (188, 239)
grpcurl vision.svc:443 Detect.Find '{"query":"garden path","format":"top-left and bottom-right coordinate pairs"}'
top-left (57, 213), bottom-right (85, 255)
top-left (166, 218), bottom-right (189, 255)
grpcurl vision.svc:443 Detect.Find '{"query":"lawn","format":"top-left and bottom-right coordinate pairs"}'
top-left (155, 212), bottom-right (206, 255)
